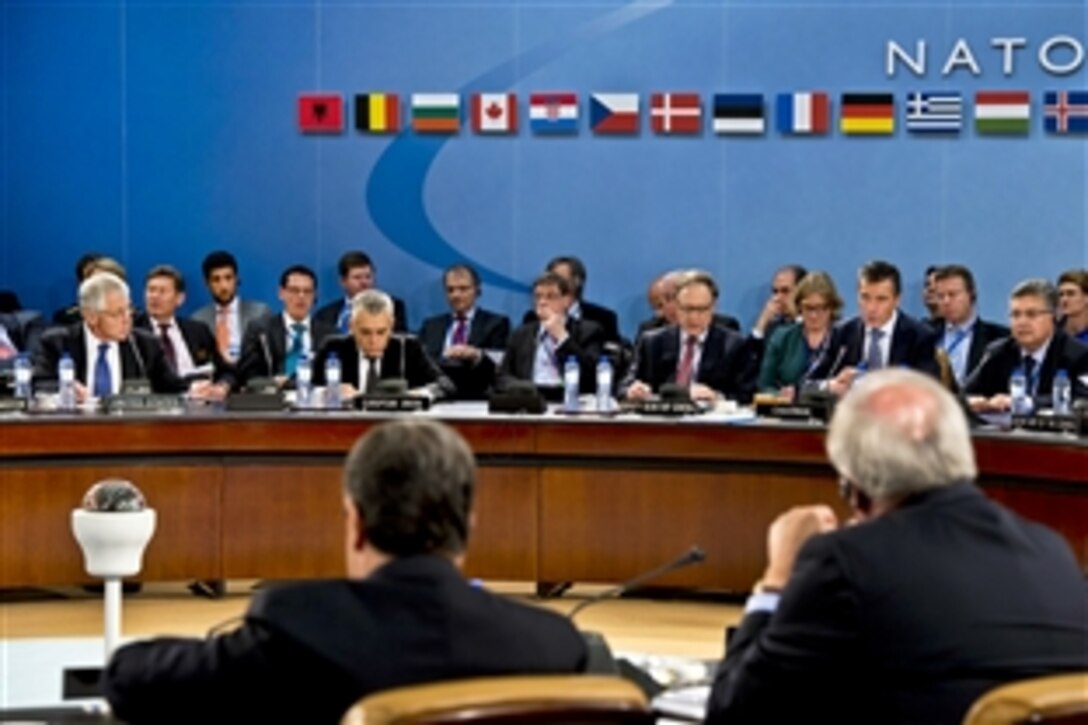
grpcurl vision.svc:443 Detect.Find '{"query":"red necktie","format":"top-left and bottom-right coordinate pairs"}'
top-left (676, 335), bottom-right (697, 386)
top-left (159, 324), bottom-right (178, 371)
top-left (451, 315), bottom-right (468, 346)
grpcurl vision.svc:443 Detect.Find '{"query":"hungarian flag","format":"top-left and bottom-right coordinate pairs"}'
top-left (1043, 90), bottom-right (1088, 135)
top-left (650, 93), bottom-right (701, 134)
top-left (975, 91), bottom-right (1030, 135)
top-left (298, 93), bottom-right (344, 133)
top-left (471, 93), bottom-right (517, 134)
top-left (776, 92), bottom-right (829, 135)
top-left (355, 93), bottom-right (400, 133)
top-left (840, 93), bottom-right (894, 134)
top-left (590, 93), bottom-right (639, 134)
top-left (411, 94), bottom-right (460, 133)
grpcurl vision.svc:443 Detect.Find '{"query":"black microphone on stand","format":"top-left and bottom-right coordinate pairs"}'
top-left (126, 334), bottom-right (147, 380)
top-left (259, 332), bottom-right (274, 376)
top-left (568, 545), bottom-right (706, 619)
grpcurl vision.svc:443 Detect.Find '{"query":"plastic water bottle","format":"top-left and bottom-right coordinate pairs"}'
top-left (1009, 366), bottom-right (1032, 415)
top-left (595, 355), bottom-right (613, 412)
top-left (13, 353), bottom-right (32, 400)
top-left (1052, 369), bottom-right (1071, 415)
top-left (563, 356), bottom-right (580, 412)
top-left (324, 352), bottom-right (342, 409)
top-left (58, 352), bottom-right (76, 411)
top-left (295, 354), bottom-right (313, 407)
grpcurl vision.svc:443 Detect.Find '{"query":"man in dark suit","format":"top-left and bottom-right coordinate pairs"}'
top-left (621, 270), bottom-right (754, 403)
top-left (137, 265), bottom-right (235, 392)
top-left (930, 264), bottom-right (1008, 388)
top-left (314, 250), bottom-right (408, 334)
top-left (812, 260), bottom-right (940, 394)
top-left (635, 269), bottom-right (741, 341)
top-left (750, 264), bottom-right (807, 342)
top-left (237, 264), bottom-right (336, 387)
top-left (191, 250), bottom-right (272, 364)
top-left (104, 419), bottom-right (587, 723)
top-left (312, 289), bottom-right (454, 399)
top-left (418, 264), bottom-right (510, 399)
top-left (966, 278), bottom-right (1088, 410)
top-left (0, 311), bottom-right (45, 361)
top-left (499, 272), bottom-right (605, 395)
top-left (33, 272), bottom-right (220, 400)
top-left (522, 255), bottom-right (621, 344)
top-left (707, 369), bottom-right (1087, 724)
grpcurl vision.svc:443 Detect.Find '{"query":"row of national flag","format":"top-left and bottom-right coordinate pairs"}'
top-left (298, 90), bottom-right (1088, 136)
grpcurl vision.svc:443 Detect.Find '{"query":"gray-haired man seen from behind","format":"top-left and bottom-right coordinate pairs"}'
top-left (706, 368), bottom-right (1087, 724)
top-left (105, 419), bottom-right (587, 724)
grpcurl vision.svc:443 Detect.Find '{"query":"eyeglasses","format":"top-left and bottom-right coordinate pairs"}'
top-left (284, 286), bottom-right (314, 296)
top-left (98, 306), bottom-right (133, 319)
top-left (678, 304), bottom-right (714, 314)
top-left (799, 303), bottom-right (830, 314)
top-left (1008, 309), bottom-right (1051, 321)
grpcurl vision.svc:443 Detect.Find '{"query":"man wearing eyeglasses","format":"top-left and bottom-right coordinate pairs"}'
top-left (33, 272), bottom-right (217, 399)
top-left (621, 270), bottom-right (755, 403)
top-left (706, 369), bottom-right (1087, 724)
top-left (237, 264), bottom-right (337, 387)
top-left (751, 264), bottom-right (807, 341)
top-left (965, 278), bottom-right (1088, 411)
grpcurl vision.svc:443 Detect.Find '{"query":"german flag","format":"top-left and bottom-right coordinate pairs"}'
top-left (355, 93), bottom-right (400, 133)
top-left (840, 93), bottom-right (894, 134)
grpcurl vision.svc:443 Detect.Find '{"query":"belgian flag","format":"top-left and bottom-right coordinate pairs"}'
top-left (355, 93), bottom-right (400, 133)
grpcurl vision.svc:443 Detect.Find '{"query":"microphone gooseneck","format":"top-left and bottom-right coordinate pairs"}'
top-left (568, 545), bottom-right (706, 619)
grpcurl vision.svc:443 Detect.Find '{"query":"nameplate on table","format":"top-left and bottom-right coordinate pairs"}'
top-left (632, 399), bottom-right (706, 416)
top-left (755, 402), bottom-right (830, 422)
top-left (355, 395), bottom-right (430, 412)
top-left (0, 397), bottom-right (29, 414)
top-left (1011, 412), bottom-right (1086, 436)
top-left (225, 391), bottom-right (286, 412)
top-left (102, 393), bottom-right (184, 414)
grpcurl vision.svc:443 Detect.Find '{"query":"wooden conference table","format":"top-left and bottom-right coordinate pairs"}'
top-left (1, 406), bottom-right (1085, 592)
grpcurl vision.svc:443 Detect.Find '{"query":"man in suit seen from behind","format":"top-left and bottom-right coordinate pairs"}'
top-left (104, 419), bottom-right (587, 723)
top-left (706, 368), bottom-right (1088, 724)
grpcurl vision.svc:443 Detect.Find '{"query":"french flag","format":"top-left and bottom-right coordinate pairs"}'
top-left (776, 92), bottom-right (830, 135)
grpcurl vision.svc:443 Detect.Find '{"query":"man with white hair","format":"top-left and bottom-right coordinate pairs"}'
top-left (312, 289), bottom-right (453, 399)
top-left (706, 368), bottom-right (1088, 724)
top-left (33, 272), bottom-right (223, 400)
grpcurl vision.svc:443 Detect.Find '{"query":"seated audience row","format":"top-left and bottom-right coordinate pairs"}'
top-left (12, 254), bottom-right (1088, 408)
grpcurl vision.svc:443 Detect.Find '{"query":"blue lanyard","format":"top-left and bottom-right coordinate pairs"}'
top-left (943, 323), bottom-right (974, 355)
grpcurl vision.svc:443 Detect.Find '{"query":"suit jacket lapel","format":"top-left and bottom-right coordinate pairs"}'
top-left (697, 327), bottom-right (723, 382)
top-left (659, 329), bottom-right (680, 383)
top-left (888, 315), bottom-right (908, 366)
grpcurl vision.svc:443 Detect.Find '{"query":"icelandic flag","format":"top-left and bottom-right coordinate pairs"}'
top-left (1044, 91), bottom-right (1088, 135)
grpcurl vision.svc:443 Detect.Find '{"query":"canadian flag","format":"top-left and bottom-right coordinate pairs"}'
top-left (471, 93), bottom-right (518, 134)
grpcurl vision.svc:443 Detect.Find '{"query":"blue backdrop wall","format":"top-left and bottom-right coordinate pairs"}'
top-left (2, 0), bottom-right (1085, 337)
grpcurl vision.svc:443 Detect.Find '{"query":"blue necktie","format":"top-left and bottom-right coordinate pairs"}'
top-left (865, 328), bottom-right (885, 370)
top-left (94, 343), bottom-right (112, 398)
top-left (285, 323), bottom-right (305, 376)
top-left (337, 302), bottom-right (351, 334)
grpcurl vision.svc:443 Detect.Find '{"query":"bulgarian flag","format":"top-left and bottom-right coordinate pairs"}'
top-left (411, 93), bottom-right (460, 133)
